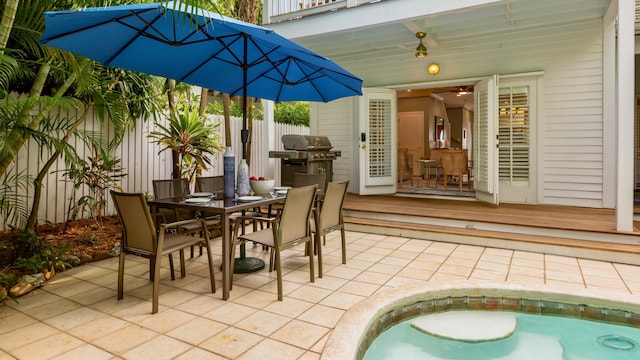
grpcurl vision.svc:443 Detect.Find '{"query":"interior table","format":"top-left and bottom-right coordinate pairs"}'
top-left (148, 194), bottom-right (285, 300)
top-left (416, 159), bottom-right (441, 188)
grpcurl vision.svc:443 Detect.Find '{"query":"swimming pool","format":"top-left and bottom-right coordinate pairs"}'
top-left (321, 282), bottom-right (640, 359)
top-left (364, 311), bottom-right (640, 359)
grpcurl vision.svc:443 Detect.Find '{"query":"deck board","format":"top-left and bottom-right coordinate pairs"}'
top-left (343, 194), bottom-right (640, 235)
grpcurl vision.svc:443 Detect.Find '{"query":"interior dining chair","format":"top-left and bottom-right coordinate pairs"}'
top-left (110, 191), bottom-right (216, 314)
top-left (398, 148), bottom-right (413, 187)
top-left (152, 178), bottom-right (220, 258)
top-left (310, 179), bottom-right (349, 278)
top-left (231, 184), bottom-right (317, 301)
top-left (440, 150), bottom-right (472, 192)
top-left (428, 149), bottom-right (443, 187)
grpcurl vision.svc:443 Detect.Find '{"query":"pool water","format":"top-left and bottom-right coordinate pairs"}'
top-left (363, 311), bottom-right (640, 359)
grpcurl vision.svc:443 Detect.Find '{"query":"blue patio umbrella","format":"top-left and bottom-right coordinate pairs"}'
top-left (39, 1), bottom-right (363, 158)
top-left (39, 1), bottom-right (363, 274)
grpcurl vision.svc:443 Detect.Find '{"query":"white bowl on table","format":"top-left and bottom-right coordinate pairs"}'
top-left (249, 179), bottom-right (275, 196)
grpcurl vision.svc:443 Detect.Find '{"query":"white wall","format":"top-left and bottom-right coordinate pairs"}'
top-left (310, 97), bottom-right (355, 189)
top-left (539, 20), bottom-right (605, 208)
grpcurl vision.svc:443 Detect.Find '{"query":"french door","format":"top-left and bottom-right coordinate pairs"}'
top-left (358, 88), bottom-right (397, 195)
top-left (474, 75), bottom-right (499, 205)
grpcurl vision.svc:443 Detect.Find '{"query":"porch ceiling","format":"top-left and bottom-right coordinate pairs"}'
top-left (267, 0), bottom-right (612, 90)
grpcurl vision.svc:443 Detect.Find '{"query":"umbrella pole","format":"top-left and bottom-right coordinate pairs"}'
top-left (234, 34), bottom-right (266, 274)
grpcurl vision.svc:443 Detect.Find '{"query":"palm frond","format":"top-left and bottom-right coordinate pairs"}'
top-left (0, 166), bottom-right (32, 229)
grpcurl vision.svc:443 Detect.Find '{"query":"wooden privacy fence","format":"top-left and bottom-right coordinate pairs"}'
top-left (1, 111), bottom-right (308, 229)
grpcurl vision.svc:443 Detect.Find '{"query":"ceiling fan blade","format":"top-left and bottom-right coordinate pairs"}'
top-left (424, 34), bottom-right (438, 48)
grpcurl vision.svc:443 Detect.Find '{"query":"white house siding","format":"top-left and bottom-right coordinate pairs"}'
top-left (310, 97), bottom-right (355, 191)
top-left (2, 111), bottom-right (308, 229)
top-left (540, 20), bottom-right (605, 208)
top-left (308, 19), bottom-right (608, 208)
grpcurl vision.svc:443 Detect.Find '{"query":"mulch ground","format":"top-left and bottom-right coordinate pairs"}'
top-left (0, 216), bottom-right (122, 272)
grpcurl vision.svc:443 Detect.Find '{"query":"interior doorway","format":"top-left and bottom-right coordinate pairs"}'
top-left (396, 85), bottom-right (475, 198)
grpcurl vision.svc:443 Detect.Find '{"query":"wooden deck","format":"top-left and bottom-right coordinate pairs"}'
top-left (343, 194), bottom-right (640, 235)
top-left (342, 194), bottom-right (640, 262)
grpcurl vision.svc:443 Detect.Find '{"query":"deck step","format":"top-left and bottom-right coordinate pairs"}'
top-left (344, 216), bottom-right (640, 264)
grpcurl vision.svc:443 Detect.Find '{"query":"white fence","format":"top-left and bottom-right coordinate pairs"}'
top-left (2, 111), bottom-right (308, 229)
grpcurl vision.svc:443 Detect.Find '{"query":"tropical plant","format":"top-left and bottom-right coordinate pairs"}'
top-left (149, 93), bottom-right (224, 181)
top-left (0, 265), bottom-right (19, 292)
top-left (61, 142), bottom-right (126, 227)
top-left (0, 167), bottom-right (31, 229)
top-left (0, 1), bottom-right (166, 232)
top-left (12, 240), bottom-right (71, 273)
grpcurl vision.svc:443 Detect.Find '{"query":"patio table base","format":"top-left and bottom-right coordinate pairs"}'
top-left (233, 256), bottom-right (265, 273)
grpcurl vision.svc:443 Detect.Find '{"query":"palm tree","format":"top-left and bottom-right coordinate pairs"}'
top-left (0, 0), bottom-right (165, 231)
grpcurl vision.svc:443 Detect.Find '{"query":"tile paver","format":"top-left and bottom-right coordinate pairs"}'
top-left (2, 230), bottom-right (640, 359)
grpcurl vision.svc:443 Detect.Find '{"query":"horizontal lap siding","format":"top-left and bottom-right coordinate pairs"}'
top-left (541, 20), bottom-right (603, 208)
top-left (311, 98), bottom-right (354, 184)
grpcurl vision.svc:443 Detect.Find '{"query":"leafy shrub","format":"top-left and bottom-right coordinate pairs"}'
top-left (274, 101), bottom-right (310, 126)
top-left (207, 100), bottom-right (310, 126)
top-left (206, 100), bottom-right (264, 120)
top-left (9, 231), bottom-right (72, 273)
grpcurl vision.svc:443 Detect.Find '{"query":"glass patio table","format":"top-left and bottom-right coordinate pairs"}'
top-left (148, 194), bottom-right (285, 300)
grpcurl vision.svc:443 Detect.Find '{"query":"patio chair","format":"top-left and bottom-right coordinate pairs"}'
top-left (311, 179), bottom-right (349, 278)
top-left (152, 178), bottom-right (221, 257)
top-left (110, 191), bottom-right (216, 314)
top-left (265, 172), bottom-right (326, 220)
top-left (231, 184), bottom-right (317, 300)
top-left (152, 178), bottom-right (191, 224)
top-left (294, 172), bottom-right (326, 198)
top-left (195, 175), bottom-right (224, 195)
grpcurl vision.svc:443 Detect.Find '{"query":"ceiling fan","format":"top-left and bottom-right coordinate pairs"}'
top-left (401, 21), bottom-right (438, 58)
top-left (457, 86), bottom-right (473, 96)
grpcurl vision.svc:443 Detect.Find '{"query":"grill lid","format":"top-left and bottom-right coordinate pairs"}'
top-left (282, 134), bottom-right (332, 150)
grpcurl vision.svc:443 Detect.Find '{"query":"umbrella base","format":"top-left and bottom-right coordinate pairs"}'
top-left (233, 257), bottom-right (265, 274)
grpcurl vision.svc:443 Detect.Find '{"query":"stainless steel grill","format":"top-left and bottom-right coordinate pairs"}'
top-left (269, 135), bottom-right (341, 189)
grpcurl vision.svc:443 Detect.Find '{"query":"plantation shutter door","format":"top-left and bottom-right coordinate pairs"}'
top-left (474, 75), bottom-right (499, 205)
top-left (359, 88), bottom-right (397, 195)
top-left (499, 85), bottom-right (530, 186)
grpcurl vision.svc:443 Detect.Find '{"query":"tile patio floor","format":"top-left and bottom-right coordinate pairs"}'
top-left (2, 230), bottom-right (640, 359)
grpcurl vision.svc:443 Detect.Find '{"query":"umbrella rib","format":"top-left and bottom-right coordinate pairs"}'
top-left (178, 34), bottom-right (246, 83)
top-left (106, 11), bottom-right (166, 64)
top-left (260, 56), bottom-right (328, 102)
top-left (41, 8), bottom-right (156, 44)
top-left (227, 37), bottom-right (284, 96)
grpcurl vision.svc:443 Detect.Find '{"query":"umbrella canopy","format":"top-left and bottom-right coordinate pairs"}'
top-left (39, 1), bottom-right (363, 157)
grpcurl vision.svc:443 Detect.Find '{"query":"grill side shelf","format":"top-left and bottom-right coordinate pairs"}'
top-left (268, 150), bottom-right (306, 159)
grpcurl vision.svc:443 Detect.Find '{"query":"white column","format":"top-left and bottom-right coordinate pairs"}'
top-left (616, 0), bottom-right (635, 231)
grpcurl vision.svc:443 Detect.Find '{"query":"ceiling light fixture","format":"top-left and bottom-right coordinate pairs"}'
top-left (457, 86), bottom-right (472, 96)
top-left (427, 63), bottom-right (440, 75)
top-left (415, 32), bottom-right (428, 58)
